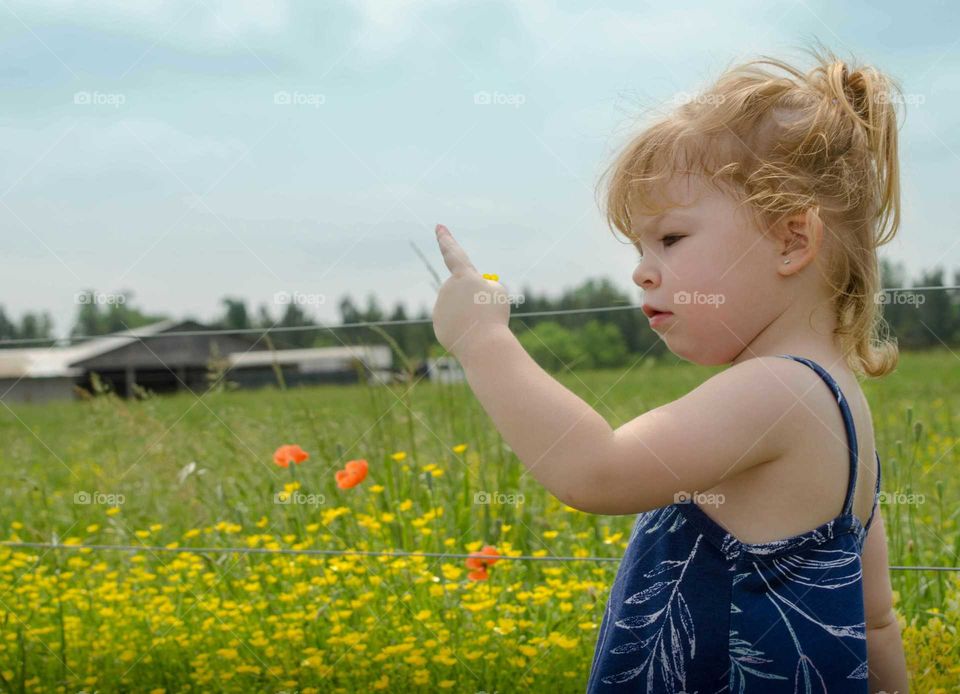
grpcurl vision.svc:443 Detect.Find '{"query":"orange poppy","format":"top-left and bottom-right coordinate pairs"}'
top-left (466, 544), bottom-right (500, 579)
top-left (273, 444), bottom-right (309, 468)
top-left (335, 458), bottom-right (368, 489)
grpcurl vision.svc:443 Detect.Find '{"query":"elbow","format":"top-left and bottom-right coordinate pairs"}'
top-left (554, 462), bottom-right (650, 516)
top-left (866, 607), bottom-right (898, 632)
top-left (555, 467), bottom-right (607, 515)
top-left (555, 485), bottom-right (600, 515)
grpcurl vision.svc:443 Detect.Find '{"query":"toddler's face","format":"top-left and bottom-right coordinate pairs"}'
top-left (630, 174), bottom-right (790, 365)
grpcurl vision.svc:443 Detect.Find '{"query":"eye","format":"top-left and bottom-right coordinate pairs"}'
top-left (662, 234), bottom-right (684, 247)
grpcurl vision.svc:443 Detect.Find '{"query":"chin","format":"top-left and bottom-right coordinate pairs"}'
top-left (663, 335), bottom-right (742, 366)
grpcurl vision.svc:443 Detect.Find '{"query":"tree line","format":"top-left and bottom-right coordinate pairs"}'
top-left (1, 259), bottom-right (958, 370)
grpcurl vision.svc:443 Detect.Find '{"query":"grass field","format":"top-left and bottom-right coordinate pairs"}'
top-left (0, 349), bottom-right (958, 691)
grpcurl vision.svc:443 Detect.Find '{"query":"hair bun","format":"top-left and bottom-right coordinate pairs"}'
top-left (841, 64), bottom-right (866, 101)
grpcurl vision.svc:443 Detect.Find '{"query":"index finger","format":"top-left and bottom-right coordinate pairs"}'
top-left (435, 224), bottom-right (478, 276)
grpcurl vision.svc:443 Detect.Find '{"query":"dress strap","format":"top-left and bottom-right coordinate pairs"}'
top-left (774, 354), bottom-right (859, 518)
top-left (864, 450), bottom-right (882, 532)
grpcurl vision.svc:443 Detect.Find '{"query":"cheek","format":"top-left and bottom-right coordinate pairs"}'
top-left (661, 248), bottom-right (776, 364)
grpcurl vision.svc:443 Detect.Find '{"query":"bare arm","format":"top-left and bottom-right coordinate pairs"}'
top-left (862, 510), bottom-right (909, 692)
top-left (431, 225), bottom-right (809, 514)
top-left (455, 326), bottom-right (816, 514)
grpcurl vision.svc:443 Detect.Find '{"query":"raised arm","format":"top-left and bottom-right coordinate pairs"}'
top-left (431, 224), bottom-right (803, 515)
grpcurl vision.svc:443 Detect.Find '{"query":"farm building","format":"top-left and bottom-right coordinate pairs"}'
top-left (0, 320), bottom-right (393, 404)
top-left (226, 345), bottom-right (393, 388)
top-left (424, 355), bottom-right (466, 383)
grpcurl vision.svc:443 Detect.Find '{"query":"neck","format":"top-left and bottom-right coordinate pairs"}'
top-left (730, 293), bottom-right (847, 372)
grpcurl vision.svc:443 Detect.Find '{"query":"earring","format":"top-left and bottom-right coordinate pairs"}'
top-left (783, 259), bottom-right (792, 265)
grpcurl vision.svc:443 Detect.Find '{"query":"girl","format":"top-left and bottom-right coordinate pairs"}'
top-left (431, 46), bottom-right (909, 692)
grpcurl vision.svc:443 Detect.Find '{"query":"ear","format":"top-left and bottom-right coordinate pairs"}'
top-left (775, 207), bottom-right (824, 276)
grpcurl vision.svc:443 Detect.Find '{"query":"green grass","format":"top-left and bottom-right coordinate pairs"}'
top-left (0, 348), bottom-right (956, 691)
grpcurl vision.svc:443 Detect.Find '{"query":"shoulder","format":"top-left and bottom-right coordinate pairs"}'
top-left (682, 355), bottom-right (830, 419)
top-left (592, 356), bottom-right (829, 515)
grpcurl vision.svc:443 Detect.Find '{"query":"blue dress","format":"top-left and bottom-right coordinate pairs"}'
top-left (587, 354), bottom-right (882, 693)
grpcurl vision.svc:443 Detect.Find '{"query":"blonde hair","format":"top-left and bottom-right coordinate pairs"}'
top-left (598, 44), bottom-right (904, 378)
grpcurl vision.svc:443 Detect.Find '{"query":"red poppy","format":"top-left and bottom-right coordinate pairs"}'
top-left (335, 458), bottom-right (368, 489)
top-left (467, 567), bottom-right (489, 581)
top-left (273, 444), bottom-right (309, 468)
top-left (466, 545), bottom-right (500, 580)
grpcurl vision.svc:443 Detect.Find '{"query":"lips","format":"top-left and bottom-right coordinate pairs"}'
top-left (642, 304), bottom-right (673, 319)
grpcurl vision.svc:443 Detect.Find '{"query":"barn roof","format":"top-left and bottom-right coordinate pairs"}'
top-left (0, 320), bottom-right (190, 379)
top-left (0, 321), bottom-right (394, 379)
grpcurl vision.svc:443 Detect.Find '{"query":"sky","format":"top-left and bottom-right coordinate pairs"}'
top-left (1, 0), bottom-right (958, 338)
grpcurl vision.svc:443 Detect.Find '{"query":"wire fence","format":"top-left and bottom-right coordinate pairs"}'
top-left (2, 283), bottom-right (959, 347)
top-left (0, 541), bottom-right (956, 572)
top-left (3, 286), bottom-right (959, 572)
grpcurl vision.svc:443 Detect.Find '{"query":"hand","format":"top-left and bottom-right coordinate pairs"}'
top-left (432, 223), bottom-right (511, 361)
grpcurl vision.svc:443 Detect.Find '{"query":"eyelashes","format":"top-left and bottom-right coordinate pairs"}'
top-left (636, 234), bottom-right (685, 259)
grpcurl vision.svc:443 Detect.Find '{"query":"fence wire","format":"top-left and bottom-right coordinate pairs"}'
top-left (0, 541), bottom-right (955, 572)
top-left (2, 283), bottom-right (959, 347)
top-left (3, 286), bottom-right (959, 573)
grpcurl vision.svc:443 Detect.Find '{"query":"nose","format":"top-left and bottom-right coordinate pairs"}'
top-left (632, 256), bottom-right (660, 290)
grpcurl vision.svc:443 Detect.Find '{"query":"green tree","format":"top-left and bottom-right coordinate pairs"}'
top-left (18, 312), bottom-right (54, 341)
top-left (70, 291), bottom-right (166, 336)
top-left (517, 321), bottom-right (583, 371)
top-left (577, 320), bottom-right (629, 369)
top-left (219, 298), bottom-right (251, 331)
top-left (0, 307), bottom-right (16, 344)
